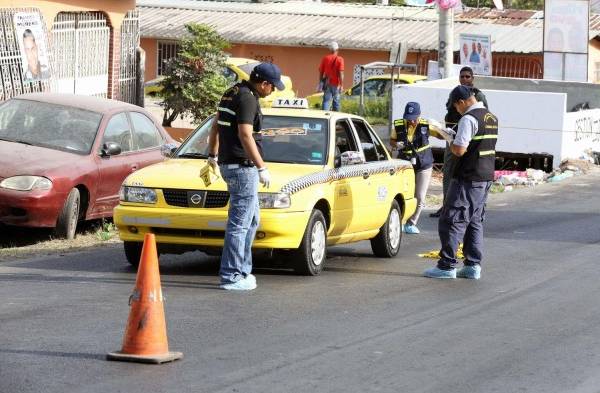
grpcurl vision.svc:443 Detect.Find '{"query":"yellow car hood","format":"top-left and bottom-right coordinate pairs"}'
top-left (125, 159), bottom-right (326, 193)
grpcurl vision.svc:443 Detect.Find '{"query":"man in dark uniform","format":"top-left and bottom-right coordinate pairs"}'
top-left (424, 85), bottom-right (498, 279)
top-left (430, 66), bottom-right (488, 218)
top-left (207, 63), bottom-right (285, 290)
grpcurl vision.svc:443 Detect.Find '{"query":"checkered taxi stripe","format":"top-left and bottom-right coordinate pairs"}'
top-left (280, 161), bottom-right (409, 195)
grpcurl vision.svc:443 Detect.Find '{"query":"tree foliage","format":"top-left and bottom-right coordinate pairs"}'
top-left (158, 23), bottom-right (230, 127)
top-left (460, 0), bottom-right (543, 10)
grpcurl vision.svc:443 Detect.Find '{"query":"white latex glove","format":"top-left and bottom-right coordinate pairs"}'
top-left (395, 141), bottom-right (405, 150)
top-left (444, 127), bottom-right (457, 136)
top-left (207, 155), bottom-right (218, 170)
top-left (258, 167), bottom-right (271, 188)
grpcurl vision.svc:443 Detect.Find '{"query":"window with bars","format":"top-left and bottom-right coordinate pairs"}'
top-left (157, 41), bottom-right (180, 76)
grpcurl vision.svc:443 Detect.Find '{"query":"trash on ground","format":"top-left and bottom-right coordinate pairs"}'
top-left (418, 243), bottom-right (464, 259)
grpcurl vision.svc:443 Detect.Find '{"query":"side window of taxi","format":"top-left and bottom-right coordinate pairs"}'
top-left (102, 113), bottom-right (133, 153)
top-left (130, 112), bottom-right (163, 150)
top-left (352, 119), bottom-right (387, 162)
top-left (335, 120), bottom-right (358, 159)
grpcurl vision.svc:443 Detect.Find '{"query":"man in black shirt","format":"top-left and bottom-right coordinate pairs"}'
top-left (207, 63), bottom-right (285, 290)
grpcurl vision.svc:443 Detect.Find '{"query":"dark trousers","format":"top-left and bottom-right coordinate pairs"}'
top-left (442, 144), bottom-right (458, 202)
top-left (437, 178), bottom-right (492, 270)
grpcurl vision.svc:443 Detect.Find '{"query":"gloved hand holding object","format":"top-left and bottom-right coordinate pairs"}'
top-left (207, 154), bottom-right (218, 170)
top-left (395, 141), bottom-right (405, 150)
top-left (258, 167), bottom-right (271, 188)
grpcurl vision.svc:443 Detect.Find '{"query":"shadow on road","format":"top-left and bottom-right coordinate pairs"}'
top-left (0, 348), bottom-right (105, 361)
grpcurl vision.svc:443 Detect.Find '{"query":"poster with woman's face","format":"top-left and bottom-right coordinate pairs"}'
top-left (13, 12), bottom-right (51, 82)
top-left (544, 0), bottom-right (589, 54)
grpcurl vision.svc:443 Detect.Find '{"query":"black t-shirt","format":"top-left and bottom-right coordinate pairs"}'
top-left (217, 80), bottom-right (263, 163)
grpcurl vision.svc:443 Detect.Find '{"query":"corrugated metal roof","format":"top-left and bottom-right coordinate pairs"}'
top-left (137, 1), bottom-right (600, 53)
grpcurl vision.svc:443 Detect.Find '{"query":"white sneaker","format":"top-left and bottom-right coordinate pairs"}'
top-left (220, 277), bottom-right (257, 291)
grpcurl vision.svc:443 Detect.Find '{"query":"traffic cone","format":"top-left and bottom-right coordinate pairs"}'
top-left (107, 233), bottom-right (183, 364)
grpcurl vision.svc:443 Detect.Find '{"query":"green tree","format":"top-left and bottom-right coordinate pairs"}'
top-left (158, 23), bottom-right (230, 127)
top-left (439, 0), bottom-right (544, 9)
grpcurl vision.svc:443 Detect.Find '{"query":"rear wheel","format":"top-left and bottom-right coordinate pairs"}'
top-left (124, 241), bottom-right (143, 267)
top-left (292, 209), bottom-right (327, 276)
top-left (54, 188), bottom-right (80, 240)
top-left (370, 199), bottom-right (402, 257)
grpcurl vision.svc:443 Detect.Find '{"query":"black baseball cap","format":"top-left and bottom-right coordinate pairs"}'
top-left (251, 63), bottom-right (285, 90)
top-left (403, 102), bottom-right (421, 121)
top-left (449, 85), bottom-right (474, 104)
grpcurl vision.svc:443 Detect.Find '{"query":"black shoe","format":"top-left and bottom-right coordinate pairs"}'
top-left (429, 208), bottom-right (442, 218)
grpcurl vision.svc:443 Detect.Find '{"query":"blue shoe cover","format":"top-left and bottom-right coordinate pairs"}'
top-left (423, 266), bottom-right (456, 279)
top-left (220, 277), bottom-right (257, 291)
top-left (403, 224), bottom-right (420, 234)
top-left (457, 265), bottom-right (481, 279)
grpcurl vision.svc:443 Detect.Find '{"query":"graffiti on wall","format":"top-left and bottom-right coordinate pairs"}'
top-left (574, 115), bottom-right (600, 143)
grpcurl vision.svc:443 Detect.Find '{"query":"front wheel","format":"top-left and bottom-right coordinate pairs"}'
top-left (124, 241), bottom-right (143, 267)
top-left (370, 199), bottom-right (402, 257)
top-left (53, 188), bottom-right (80, 240)
top-left (292, 209), bottom-right (327, 276)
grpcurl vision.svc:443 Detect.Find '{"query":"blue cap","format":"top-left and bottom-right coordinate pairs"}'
top-left (403, 102), bottom-right (421, 121)
top-left (449, 85), bottom-right (474, 104)
top-left (251, 62), bottom-right (285, 90)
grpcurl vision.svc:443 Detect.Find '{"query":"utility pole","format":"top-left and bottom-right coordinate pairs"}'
top-left (438, 7), bottom-right (454, 78)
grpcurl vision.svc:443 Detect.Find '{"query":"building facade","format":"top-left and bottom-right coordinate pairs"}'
top-left (0, 0), bottom-right (139, 103)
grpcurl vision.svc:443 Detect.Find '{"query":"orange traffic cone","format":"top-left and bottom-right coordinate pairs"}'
top-left (107, 233), bottom-right (183, 364)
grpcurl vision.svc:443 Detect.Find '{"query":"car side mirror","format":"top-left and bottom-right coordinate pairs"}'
top-left (339, 151), bottom-right (365, 166)
top-left (101, 142), bottom-right (121, 157)
top-left (160, 143), bottom-right (178, 158)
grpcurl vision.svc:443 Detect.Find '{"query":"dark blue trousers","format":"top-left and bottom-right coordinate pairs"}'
top-left (437, 178), bottom-right (492, 270)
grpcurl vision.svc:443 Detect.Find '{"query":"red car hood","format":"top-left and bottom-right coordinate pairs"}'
top-left (0, 141), bottom-right (88, 178)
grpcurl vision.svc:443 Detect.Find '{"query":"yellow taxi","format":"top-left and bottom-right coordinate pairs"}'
top-left (306, 73), bottom-right (427, 109)
top-left (145, 57), bottom-right (295, 107)
top-left (114, 98), bottom-right (416, 275)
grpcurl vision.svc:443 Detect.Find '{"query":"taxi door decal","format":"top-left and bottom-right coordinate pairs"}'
top-left (280, 160), bottom-right (410, 195)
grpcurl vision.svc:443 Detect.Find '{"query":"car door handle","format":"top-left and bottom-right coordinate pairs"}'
top-left (363, 171), bottom-right (369, 179)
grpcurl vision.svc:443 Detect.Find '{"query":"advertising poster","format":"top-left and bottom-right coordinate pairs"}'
top-left (13, 12), bottom-right (51, 82)
top-left (459, 33), bottom-right (492, 76)
top-left (544, 0), bottom-right (589, 54)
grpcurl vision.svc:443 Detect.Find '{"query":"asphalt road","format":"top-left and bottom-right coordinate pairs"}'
top-left (1, 170), bottom-right (600, 393)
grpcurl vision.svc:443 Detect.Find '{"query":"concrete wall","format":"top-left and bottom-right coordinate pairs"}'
top-left (393, 79), bottom-right (576, 168)
top-left (471, 76), bottom-right (600, 111)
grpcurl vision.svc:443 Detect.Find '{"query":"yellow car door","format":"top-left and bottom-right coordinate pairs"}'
top-left (350, 118), bottom-right (395, 232)
top-left (329, 119), bottom-right (365, 238)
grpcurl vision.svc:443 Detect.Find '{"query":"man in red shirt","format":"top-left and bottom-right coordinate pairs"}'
top-left (318, 41), bottom-right (344, 111)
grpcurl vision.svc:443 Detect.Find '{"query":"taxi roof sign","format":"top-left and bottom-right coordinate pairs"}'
top-left (272, 98), bottom-right (308, 109)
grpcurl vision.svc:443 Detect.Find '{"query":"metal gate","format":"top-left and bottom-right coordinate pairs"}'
top-left (52, 12), bottom-right (109, 97)
top-left (118, 10), bottom-right (139, 104)
top-left (0, 7), bottom-right (51, 101)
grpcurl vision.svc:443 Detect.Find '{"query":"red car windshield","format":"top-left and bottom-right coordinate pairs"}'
top-left (0, 99), bottom-right (101, 154)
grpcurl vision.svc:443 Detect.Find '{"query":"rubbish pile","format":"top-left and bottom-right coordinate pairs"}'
top-left (493, 156), bottom-right (598, 191)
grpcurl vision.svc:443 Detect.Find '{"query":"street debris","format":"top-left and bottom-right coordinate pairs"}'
top-left (492, 157), bottom-right (599, 191)
top-left (418, 243), bottom-right (464, 259)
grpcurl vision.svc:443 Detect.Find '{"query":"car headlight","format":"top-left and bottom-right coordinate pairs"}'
top-left (0, 176), bottom-right (52, 191)
top-left (119, 186), bottom-right (157, 204)
top-left (258, 192), bottom-right (290, 209)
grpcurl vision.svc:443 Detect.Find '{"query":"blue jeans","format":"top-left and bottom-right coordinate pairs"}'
top-left (219, 166), bottom-right (260, 284)
top-left (322, 84), bottom-right (341, 111)
top-left (437, 178), bottom-right (492, 270)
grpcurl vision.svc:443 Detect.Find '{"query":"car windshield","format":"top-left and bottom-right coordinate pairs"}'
top-left (177, 115), bottom-right (329, 165)
top-left (0, 99), bottom-right (101, 154)
top-left (236, 61), bottom-right (260, 76)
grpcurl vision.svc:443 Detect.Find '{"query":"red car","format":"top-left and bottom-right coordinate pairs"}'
top-left (0, 93), bottom-right (177, 239)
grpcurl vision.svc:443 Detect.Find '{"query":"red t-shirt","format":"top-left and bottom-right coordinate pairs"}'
top-left (319, 54), bottom-right (344, 87)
